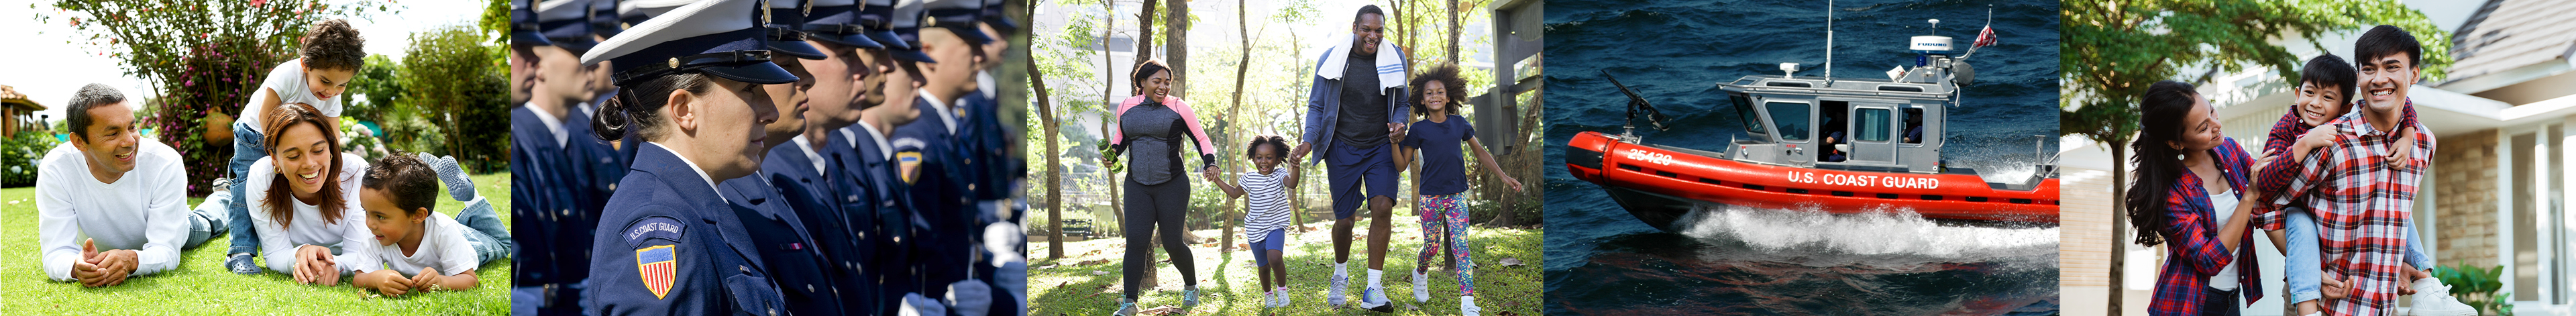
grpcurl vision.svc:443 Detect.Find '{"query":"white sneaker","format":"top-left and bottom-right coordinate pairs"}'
top-left (1413, 270), bottom-right (1431, 303)
top-left (1328, 274), bottom-right (1349, 307)
top-left (1263, 291), bottom-right (1279, 308)
top-left (2410, 278), bottom-right (2478, 316)
top-left (1280, 288), bottom-right (1293, 307)
top-left (1461, 295), bottom-right (1482, 316)
top-left (1359, 286), bottom-right (1394, 313)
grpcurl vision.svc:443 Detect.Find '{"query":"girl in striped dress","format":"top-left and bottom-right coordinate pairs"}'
top-left (1207, 135), bottom-right (1301, 308)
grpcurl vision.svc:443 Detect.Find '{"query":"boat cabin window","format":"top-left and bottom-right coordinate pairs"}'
top-left (1858, 108), bottom-right (1890, 142)
top-left (1764, 81), bottom-right (1813, 87)
top-left (1731, 94), bottom-right (1767, 136)
top-left (1902, 107), bottom-right (1925, 144)
top-left (1877, 85), bottom-right (1923, 92)
top-left (1764, 101), bottom-right (1810, 141)
top-left (1819, 101), bottom-right (1849, 162)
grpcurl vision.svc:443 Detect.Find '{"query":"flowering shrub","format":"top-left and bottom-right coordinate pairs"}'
top-left (0, 131), bottom-right (59, 188)
top-left (39, 0), bottom-right (390, 195)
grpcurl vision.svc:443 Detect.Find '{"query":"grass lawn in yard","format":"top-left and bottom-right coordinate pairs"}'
top-left (1028, 219), bottom-right (1541, 316)
top-left (0, 172), bottom-right (513, 315)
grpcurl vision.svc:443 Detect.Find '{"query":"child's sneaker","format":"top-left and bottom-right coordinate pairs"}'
top-left (1112, 297), bottom-right (1137, 315)
top-left (1413, 270), bottom-right (1430, 303)
top-left (419, 152), bottom-right (478, 201)
top-left (1359, 286), bottom-right (1394, 313)
top-left (210, 177), bottom-right (232, 194)
top-left (1461, 296), bottom-right (1481, 316)
top-left (1328, 273), bottom-right (1349, 307)
top-left (226, 253), bottom-right (261, 274)
top-left (2410, 278), bottom-right (2477, 316)
top-left (1279, 287), bottom-right (1293, 307)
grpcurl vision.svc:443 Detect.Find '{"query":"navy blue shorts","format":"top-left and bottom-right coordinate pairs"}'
top-left (1326, 141), bottom-right (1398, 219)
top-left (1250, 229), bottom-right (1287, 267)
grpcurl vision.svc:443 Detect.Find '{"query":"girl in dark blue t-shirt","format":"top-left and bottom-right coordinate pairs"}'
top-left (1391, 64), bottom-right (1522, 315)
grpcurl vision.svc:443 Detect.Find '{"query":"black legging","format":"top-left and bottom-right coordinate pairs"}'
top-left (1122, 178), bottom-right (1195, 299)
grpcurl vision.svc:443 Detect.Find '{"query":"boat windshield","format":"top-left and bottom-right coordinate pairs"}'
top-left (1729, 93), bottom-right (1766, 136)
top-left (1765, 101), bottom-right (1810, 141)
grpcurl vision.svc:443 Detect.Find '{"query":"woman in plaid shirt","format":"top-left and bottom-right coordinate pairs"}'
top-left (2125, 81), bottom-right (2265, 316)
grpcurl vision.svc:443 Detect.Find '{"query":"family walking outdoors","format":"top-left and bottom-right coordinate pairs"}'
top-left (1095, 5), bottom-right (1524, 316)
top-left (2127, 25), bottom-right (2477, 316)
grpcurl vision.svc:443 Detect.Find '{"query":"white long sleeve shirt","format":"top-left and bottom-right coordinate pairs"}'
top-left (243, 152), bottom-right (376, 274)
top-left (38, 138), bottom-right (190, 282)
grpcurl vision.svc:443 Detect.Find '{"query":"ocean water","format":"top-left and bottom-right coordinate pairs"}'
top-left (1541, 0), bottom-right (2063, 314)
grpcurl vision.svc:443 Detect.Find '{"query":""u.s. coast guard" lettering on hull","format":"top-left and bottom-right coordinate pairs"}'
top-left (1785, 171), bottom-right (1941, 189)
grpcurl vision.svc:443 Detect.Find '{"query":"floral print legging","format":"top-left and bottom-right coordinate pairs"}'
top-left (1417, 193), bottom-right (1474, 296)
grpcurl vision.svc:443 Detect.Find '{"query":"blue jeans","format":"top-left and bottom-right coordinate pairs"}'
top-left (2281, 208), bottom-right (2434, 305)
top-left (227, 121), bottom-right (265, 256)
top-left (185, 186), bottom-right (236, 249)
top-left (454, 197), bottom-right (516, 264)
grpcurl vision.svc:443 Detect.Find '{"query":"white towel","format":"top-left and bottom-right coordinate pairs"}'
top-left (1315, 33), bottom-right (1407, 90)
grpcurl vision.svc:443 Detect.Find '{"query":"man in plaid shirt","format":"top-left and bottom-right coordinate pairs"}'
top-left (2249, 54), bottom-right (2434, 316)
top-left (2268, 25), bottom-right (2477, 316)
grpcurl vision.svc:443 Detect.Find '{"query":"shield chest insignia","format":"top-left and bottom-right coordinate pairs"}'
top-left (637, 245), bottom-right (678, 299)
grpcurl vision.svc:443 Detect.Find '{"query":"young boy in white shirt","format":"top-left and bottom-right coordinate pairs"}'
top-left (37, 84), bottom-right (227, 287)
top-left (352, 153), bottom-right (512, 296)
top-left (225, 19), bottom-right (368, 274)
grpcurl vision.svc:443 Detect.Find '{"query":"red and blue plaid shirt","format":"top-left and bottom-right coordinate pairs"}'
top-left (2253, 103), bottom-right (2418, 229)
top-left (2148, 138), bottom-right (2265, 316)
top-left (2269, 100), bottom-right (2432, 315)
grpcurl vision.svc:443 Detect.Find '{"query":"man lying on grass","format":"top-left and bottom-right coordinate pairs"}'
top-left (38, 83), bottom-right (230, 287)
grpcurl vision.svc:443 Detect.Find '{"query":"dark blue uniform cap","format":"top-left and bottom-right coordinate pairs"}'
top-left (800, 0), bottom-right (885, 49)
top-left (513, 3), bottom-right (555, 46)
top-left (885, 0), bottom-right (936, 63)
top-left (858, 0), bottom-right (914, 50)
top-left (590, 0), bottom-right (623, 38)
top-left (978, 0), bottom-right (1016, 32)
top-left (585, 0), bottom-right (800, 86)
top-left (925, 3), bottom-right (991, 46)
top-left (885, 33), bottom-right (936, 63)
top-left (539, 0), bottom-right (601, 52)
top-left (765, 0), bottom-right (828, 60)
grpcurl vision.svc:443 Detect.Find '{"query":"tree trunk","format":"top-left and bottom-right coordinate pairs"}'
top-left (2108, 140), bottom-right (2127, 316)
top-left (1166, 0), bottom-right (1187, 98)
top-left (1135, 0), bottom-right (1159, 66)
top-left (1444, 0), bottom-right (1459, 62)
top-left (1033, 54), bottom-right (1065, 260)
top-left (1222, 0), bottom-right (1254, 254)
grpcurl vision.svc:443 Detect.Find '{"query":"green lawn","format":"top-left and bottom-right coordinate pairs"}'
top-left (1028, 220), bottom-right (1541, 316)
top-left (0, 172), bottom-right (512, 315)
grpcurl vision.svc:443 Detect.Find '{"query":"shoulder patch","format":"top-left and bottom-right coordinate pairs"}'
top-left (896, 152), bottom-right (923, 185)
top-left (636, 244), bottom-right (678, 299)
top-left (624, 216), bottom-right (686, 248)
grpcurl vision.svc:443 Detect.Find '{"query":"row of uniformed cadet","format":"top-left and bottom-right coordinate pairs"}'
top-left (508, 0), bottom-right (1027, 314)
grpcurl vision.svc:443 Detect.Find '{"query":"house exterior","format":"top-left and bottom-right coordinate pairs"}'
top-left (0, 85), bottom-right (48, 138)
